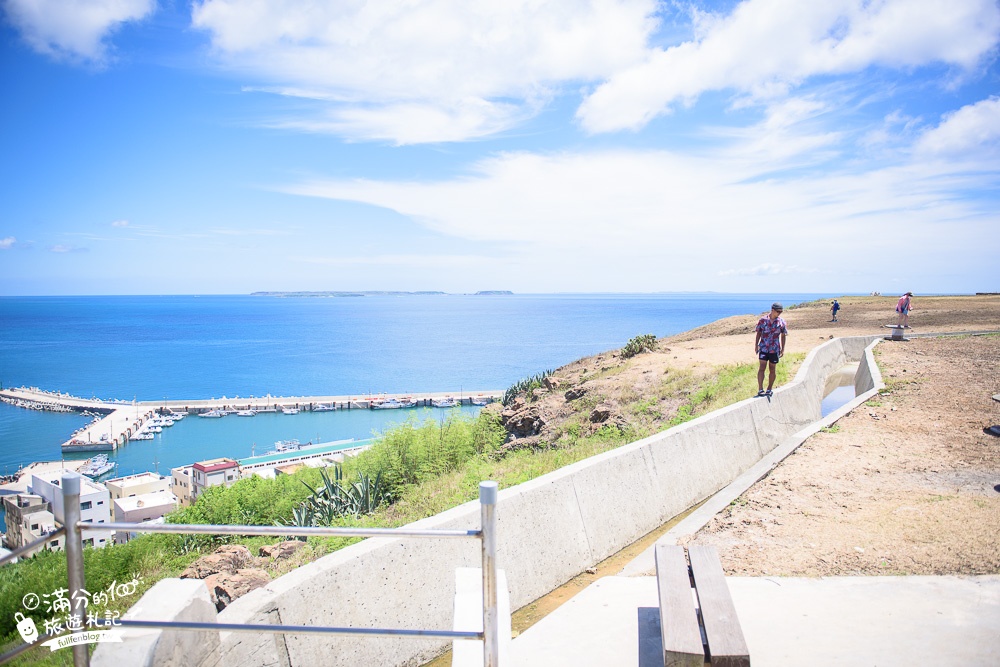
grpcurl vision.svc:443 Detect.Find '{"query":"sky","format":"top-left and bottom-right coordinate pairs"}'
top-left (1, 0), bottom-right (998, 296)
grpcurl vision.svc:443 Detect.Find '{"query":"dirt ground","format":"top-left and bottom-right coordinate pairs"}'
top-left (680, 294), bottom-right (1000, 576)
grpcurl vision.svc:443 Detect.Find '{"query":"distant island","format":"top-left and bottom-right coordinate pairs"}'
top-left (250, 290), bottom-right (513, 297)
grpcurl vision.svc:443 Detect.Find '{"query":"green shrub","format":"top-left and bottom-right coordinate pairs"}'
top-left (621, 334), bottom-right (657, 359)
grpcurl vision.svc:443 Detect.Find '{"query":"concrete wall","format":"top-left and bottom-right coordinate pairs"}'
top-left (100, 335), bottom-right (880, 667)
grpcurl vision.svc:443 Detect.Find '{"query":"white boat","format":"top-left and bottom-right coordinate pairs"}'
top-left (199, 409), bottom-right (224, 418)
top-left (146, 426), bottom-right (163, 433)
top-left (431, 397), bottom-right (459, 408)
top-left (131, 432), bottom-right (154, 441)
top-left (266, 439), bottom-right (302, 454)
top-left (80, 455), bottom-right (116, 478)
top-left (312, 403), bottom-right (336, 412)
top-left (471, 397), bottom-right (490, 406)
top-left (281, 407), bottom-right (299, 415)
top-left (236, 410), bottom-right (256, 417)
top-left (167, 411), bottom-right (187, 418)
top-left (372, 398), bottom-right (416, 410)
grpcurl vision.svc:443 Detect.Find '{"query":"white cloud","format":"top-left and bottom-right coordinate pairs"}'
top-left (281, 138), bottom-right (998, 289)
top-left (0, 236), bottom-right (15, 249)
top-left (2, 0), bottom-right (156, 64)
top-left (49, 244), bottom-right (87, 253)
top-left (191, 0), bottom-right (657, 143)
top-left (111, 219), bottom-right (130, 227)
top-left (915, 96), bottom-right (1000, 156)
top-left (578, 0), bottom-right (1000, 133)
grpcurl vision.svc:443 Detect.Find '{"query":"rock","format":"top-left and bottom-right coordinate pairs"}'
top-left (259, 540), bottom-right (306, 560)
top-left (503, 407), bottom-right (546, 438)
top-left (542, 377), bottom-right (564, 390)
top-left (205, 568), bottom-right (270, 611)
top-left (590, 404), bottom-right (614, 423)
top-left (180, 544), bottom-right (253, 579)
top-left (531, 387), bottom-right (549, 400)
top-left (564, 387), bottom-right (587, 402)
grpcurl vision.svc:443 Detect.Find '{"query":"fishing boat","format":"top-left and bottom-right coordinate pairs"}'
top-left (236, 410), bottom-right (256, 417)
top-left (266, 439), bottom-right (302, 454)
top-left (471, 397), bottom-right (490, 406)
top-left (372, 398), bottom-right (416, 410)
top-left (80, 455), bottom-right (116, 478)
top-left (281, 407), bottom-right (300, 415)
top-left (199, 409), bottom-right (224, 418)
top-left (312, 403), bottom-right (336, 412)
top-left (431, 397), bottom-right (458, 408)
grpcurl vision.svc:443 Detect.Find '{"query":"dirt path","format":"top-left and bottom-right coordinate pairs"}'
top-left (685, 315), bottom-right (1000, 576)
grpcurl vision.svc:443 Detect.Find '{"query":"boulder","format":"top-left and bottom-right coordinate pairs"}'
top-left (564, 387), bottom-right (587, 402)
top-left (503, 407), bottom-right (546, 438)
top-left (542, 376), bottom-right (564, 390)
top-left (180, 544), bottom-right (253, 579)
top-left (259, 540), bottom-right (306, 560)
top-left (205, 568), bottom-right (271, 611)
top-left (589, 404), bottom-right (614, 424)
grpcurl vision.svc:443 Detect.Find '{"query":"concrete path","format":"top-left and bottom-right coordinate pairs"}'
top-left (510, 574), bottom-right (1000, 667)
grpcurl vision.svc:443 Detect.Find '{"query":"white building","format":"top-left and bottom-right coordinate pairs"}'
top-left (112, 492), bottom-right (177, 544)
top-left (105, 472), bottom-right (173, 520)
top-left (30, 471), bottom-right (114, 549)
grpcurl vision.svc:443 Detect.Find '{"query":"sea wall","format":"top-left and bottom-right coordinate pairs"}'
top-left (95, 334), bottom-right (881, 667)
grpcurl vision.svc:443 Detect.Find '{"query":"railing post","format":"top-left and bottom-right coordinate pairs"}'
top-left (479, 481), bottom-right (499, 667)
top-left (61, 473), bottom-right (90, 667)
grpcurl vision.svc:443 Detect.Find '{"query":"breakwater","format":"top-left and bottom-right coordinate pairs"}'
top-left (0, 387), bottom-right (501, 453)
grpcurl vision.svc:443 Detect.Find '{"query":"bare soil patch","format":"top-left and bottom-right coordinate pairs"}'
top-left (685, 314), bottom-right (1000, 576)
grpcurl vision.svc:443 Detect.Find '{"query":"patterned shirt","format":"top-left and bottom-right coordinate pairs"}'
top-left (755, 315), bottom-right (788, 354)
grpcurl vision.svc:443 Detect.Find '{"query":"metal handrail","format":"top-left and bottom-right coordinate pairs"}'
top-left (3, 473), bottom-right (500, 667)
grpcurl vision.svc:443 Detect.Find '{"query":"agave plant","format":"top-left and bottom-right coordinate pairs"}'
top-left (284, 464), bottom-right (393, 527)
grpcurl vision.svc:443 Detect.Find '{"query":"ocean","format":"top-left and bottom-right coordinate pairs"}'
top-left (0, 293), bottom-right (829, 480)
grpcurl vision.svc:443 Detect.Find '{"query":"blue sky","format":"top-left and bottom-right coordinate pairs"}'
top-left (1, 0), bottom-right (998, 296)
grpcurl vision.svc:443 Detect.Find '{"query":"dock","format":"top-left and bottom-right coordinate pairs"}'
top-left (0, 387), bottom-right (503, 453)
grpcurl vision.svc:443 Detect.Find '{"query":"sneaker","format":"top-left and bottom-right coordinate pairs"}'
top-left (765, 389), bottom-right (773, 397)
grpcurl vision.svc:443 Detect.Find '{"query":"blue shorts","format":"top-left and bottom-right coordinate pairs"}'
top-left (758, 351), bottom-right (780, 364)
top-left (897, 307), bottom-right (909, 315)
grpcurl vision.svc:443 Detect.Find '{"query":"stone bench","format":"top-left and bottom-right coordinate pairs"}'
top-left (655, 544), bottom-right (750, 667)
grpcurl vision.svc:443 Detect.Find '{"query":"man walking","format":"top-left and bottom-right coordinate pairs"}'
top-left (830, 299), bottom-right (840, 321)
top-left (755, 302), bottom-right (788, 397)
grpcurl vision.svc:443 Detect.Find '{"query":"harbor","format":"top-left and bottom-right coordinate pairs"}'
top-left (0, 386), bottom-right (501, 454)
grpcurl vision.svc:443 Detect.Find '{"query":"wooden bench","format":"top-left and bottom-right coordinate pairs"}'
top-left (655, 544), bottom-right (750, 667)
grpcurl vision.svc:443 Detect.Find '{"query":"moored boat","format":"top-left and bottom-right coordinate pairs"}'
top-left (431, 397), bottom-right (458, 408)
top-left (80, 455), bottom-right (116, 478)
top-left (199, 409), bottom-right (224, 418)
top-left (372, 398), bottom-right (416, 410)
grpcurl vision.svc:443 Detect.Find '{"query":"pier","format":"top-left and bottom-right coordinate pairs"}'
top-left (0, 387), bottom-right (502, 454)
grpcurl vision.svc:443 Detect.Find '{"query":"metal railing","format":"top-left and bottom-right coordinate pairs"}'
top-left (1, 473), bottom-right (500, 667)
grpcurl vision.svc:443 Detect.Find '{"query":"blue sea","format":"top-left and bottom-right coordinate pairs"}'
top-left (0, 293), bottom-right (830, 482)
